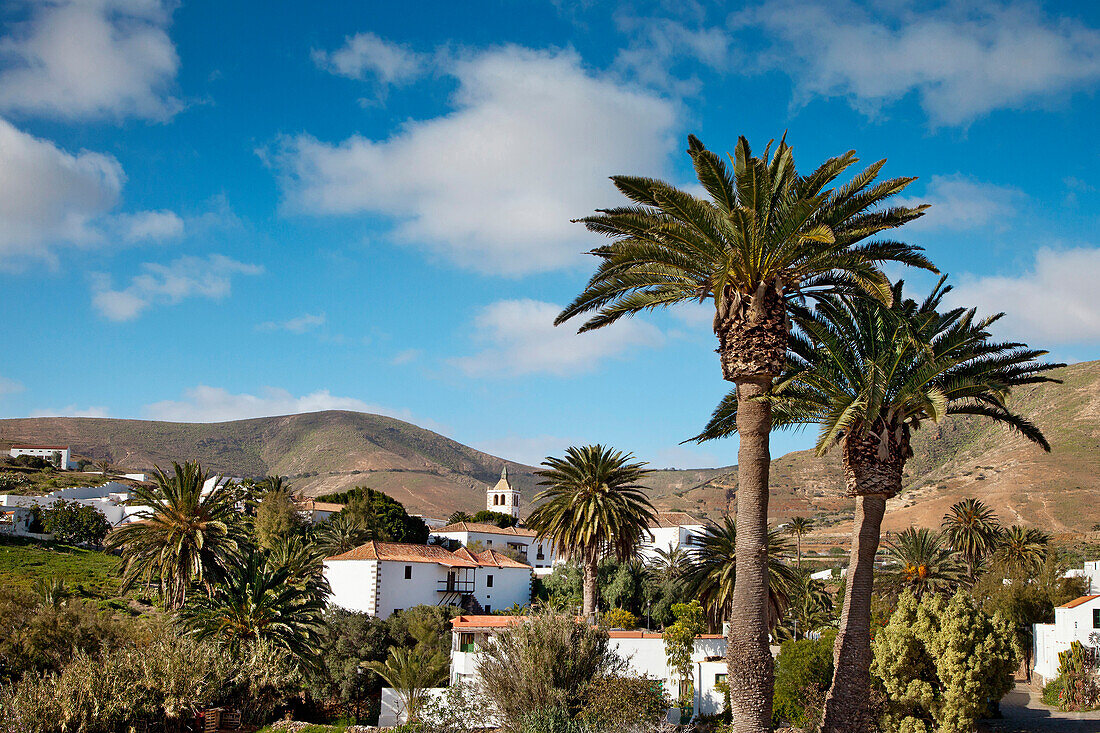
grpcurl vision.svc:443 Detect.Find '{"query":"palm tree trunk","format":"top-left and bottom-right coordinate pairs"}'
top-left (820, 493), bottom-right (887, 733)
top-left (727, 376), bottom-right (774, 733)
top-left (582, 557), bottom-right (599, 623)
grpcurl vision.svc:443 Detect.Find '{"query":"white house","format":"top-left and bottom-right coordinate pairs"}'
top-left (1033, 593), bottom-right (1100, 684)
top-left (0, 480), bottom-right (149, 528)
top-left (430, 522), bottom-right (558, 573)
top-left (324, 540), bottom-right (533, 617)
top-left (639, 512), bottom-right (707, 561)
top-left (379, 615), bottom-right (730, 726)
top-left (293, 497), bottom-right (343, 524)
top-left (486, 467), bottom-right (520, 519)
top-left (0, 506), bottom-right (36, 535)
top-left (1064, 560), bottom-right (1100, 594)
top-left (9, 444), bottom-right (74, 470)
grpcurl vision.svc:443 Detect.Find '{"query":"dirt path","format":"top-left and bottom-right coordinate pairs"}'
top-left (979, 683), bottom-right (1100, 732)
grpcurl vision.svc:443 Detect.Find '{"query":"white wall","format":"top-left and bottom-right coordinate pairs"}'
top-left (429, 529), bottom-right (558, 570)
top-left (1032, 596), bottom-right (1100, 684)
top-left (638, 524), bottom-right (705, 561)
top-left (474, 565), bottom-right (531, 613)
top-left (325, 559), bottom-right (380, 616)
top-left (10, 447), bottom-right (71, 469)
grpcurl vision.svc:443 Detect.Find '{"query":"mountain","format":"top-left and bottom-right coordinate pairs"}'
top-left (3, 359), bottom-right (1100, 532)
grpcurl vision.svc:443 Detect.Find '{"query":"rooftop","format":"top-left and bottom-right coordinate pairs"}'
top-left (10, 444), bottom-right (68, 450)
top-left (450, 615), bottom-right (721, 638)
top-left (1059, 594), bottom-right (1100, 609)
top-left (434, 521), bottom-right (536, 536)
top-left (327, 540), bottom-right (480, 567)
top-left (648, 512), bottom-right (704, 528)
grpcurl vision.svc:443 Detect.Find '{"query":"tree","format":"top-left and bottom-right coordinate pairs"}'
top-left (342, 488), bottom-right (430, 544)
top-left (772, 631), bottom-right (837, 729)
top-left (40, 500), bottom-right (111, 546)
top-left (526, 445), bottom-right (656, 621)
top-left (777, 570), bottom-right (835, 642)
top-left (366, 646), bottom-right (450, 723)
top-left (470, 509), bottom-right (519, 528)
top-left (448, 511), bottom-right (472, 525)
top-left (697, 277), bottom-right (1058, 733)
top-left (314, 512), bottom-right (372, 556)
top-left (648, 545), bottom-right (691, 578)
top-left (883, 528), bottom-right (965, 599)
top-left (873, 592), bottom-right (1016, 733)
top-left (557, 133), bottom-right (933, 732)
top-left (995, 525), bottom-right (1051, 579)
top-left (786, 516), bottom-right (814, 568)
top-left (253, 489), bottom-right (304, 550)
top-left (941, 498), bottom-right (1001, 583)
top-left (177, 547), bottom-right (327, 665)
top-left (685, 517), bottom-right (798, 631)
top-left (105, 461), bottom-right (242, 609)
top-left (663, 601), bottom-right (707, 709)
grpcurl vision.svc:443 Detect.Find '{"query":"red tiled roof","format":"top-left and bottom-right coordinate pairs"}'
top-left (326, 540), bottom-right (479, 567)
top-left (294, 499), bottom-right (345, 512)
top-left (434, 522), bottom-right (536, 537)
top-left (10, 444), bottom-right (68, 450)
top-left (648, 512), bottom-right (703, 528)
top-left (607, 630), bottom-right (724, 639)
top-left (1060, 594), bottom-right (1100, 609)
top-left (473, 548), bottom-right (532, 569)
top-left (452, 615), bottom-right (524, 629)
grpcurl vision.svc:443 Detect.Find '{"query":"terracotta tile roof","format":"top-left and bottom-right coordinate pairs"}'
top-left (452, 615), bottom-right (524, 629)
top-left (294, 499), bottom-right (345, 513)
top-left (326, 540), bottom-right (479, 567)
top-left (473, 548), bottom-right (532, 569)
top-left (434, 522), bottom-right (536, 537)
top-left (10, 444), bottom-right (68, 450)
top-left (1060, 594), bottom-right (1100, 609)
top-left (607, 630), bottom-right (724, 639)
top-left (647, 512), bottom-right (703, 528)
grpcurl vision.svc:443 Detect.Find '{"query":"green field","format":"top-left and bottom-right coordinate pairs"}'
top-left (0, 536), bottom-right (127, 603)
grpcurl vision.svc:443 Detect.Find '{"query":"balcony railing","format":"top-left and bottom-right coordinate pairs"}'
top-left (438, 579), bottom-right (475, 593)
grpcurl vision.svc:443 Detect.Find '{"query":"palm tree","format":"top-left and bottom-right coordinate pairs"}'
top-left (178, 547), bottom-right (327, 665)
top-left (106, 461), bottom-right (242, 609)
top-left (685, 518), bottom-right (799, 631)
top-left (556, 134), bottom-right (933, 733)
top-left (995, 525), bottom-right (1050, 578)
top-left (526, 445), bottom-right (657, 622)
top-left (366, 646), bottom-right (449, 723)
top-left (786, 516), bottom-right (815, 568)
top-left (883, 528), bottom-right (965, 598)
top-left (777, 569), bottom-right (835, 641)
top-left (649, 545), bottom-right (692, 578)
top-left (314, 512), bottom-right (372, 556)
top-left (941, 498), bottom-right (1002, 582)
top-left (695, 277), bottom-right (1059, 733)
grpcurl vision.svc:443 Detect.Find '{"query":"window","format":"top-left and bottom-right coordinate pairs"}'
top-left (404, 565), bottom-right (412, 580)
top-left (494, 494), bottom-right (499, 506)
top-left (715, 673), bottom-right (727, 685)
top-left (460, 632), bottom-right (477, 653)
top-left (486, 574), bottom-right (494, 588)
top-left (486, 540), bottom-right (493, 546)
top-left (536, 546), bottom-right (545, 560)
top-left (484, 605), bottom-right (491, 613)
top-left (1094, 608), bottom-right (1100, 629)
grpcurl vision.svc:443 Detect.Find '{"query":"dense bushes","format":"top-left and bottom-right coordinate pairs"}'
top-left (772, 630), bottom-right (836, 729)
top-left (39, 500), bottom-right (111, 546)
top-left (315, 487), bottom-right (429, 544)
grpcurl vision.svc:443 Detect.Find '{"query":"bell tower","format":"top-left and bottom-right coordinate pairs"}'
top-left (487, 466), bottom-right (520, 519)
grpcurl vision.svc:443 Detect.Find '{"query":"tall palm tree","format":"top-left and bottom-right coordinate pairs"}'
top-left (314, 512), bottom-right (372, 556)
top-left (995, 525), bottom-right (1050, 578)
top-left (556, 134), bottom-right (933, 732)
top-left (685, 518), bottom-right (799, 631)
top-left (941, 498), bottom-right (1002, 582)
top-left (777, 569), bottom-right (835, 641)
top-left (106, 461), bottom-right (242, 609)
top-left (366, 646), bottom-right (449, 723)
top-left (526, 445), bottom-right (657, 622)
top-left (177, 547), bottom-right (327, 664)
top-left (649, 545), bottom-right (692, 578)
top-left (786, 516), bottom-right (815, 568)
top-left (696, 278), bottom-right (1059, 733)
top-left (883, 528), bottom-right (966, 598)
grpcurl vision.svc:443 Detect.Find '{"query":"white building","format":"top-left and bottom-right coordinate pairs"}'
top-left (639, 512), bottom-right (707, 561)
top-left (9, 444), bottom-right (74, 469)
top-left (324, 540), bottom-right (533, 617)
top-left (379, 615), bottom-right (729, 726)
top-left (430, 522), bottom-right (558, 573)
top-left (0, 480), bottom-right (149, 528)
top-left (1064, 560), bottom-right (1100, 594)
top-left (0, 506), bottom-right (36, 535)
top-left (486, 466), bottom-right (520, 519)
top-left (293, 498), bottom-right (343, 524)
top-left (1032, 593), bottom-right (1100, 684)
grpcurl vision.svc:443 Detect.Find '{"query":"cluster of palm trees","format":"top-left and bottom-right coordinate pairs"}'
top-left (555, 134), bottom-right (1058, 733)
top-left (106, 463), bottom-right (354, 665)
top-left (882, 497), bottom-right (1053, 598)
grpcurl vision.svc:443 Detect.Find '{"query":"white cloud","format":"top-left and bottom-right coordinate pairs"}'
top-left (91, 254), bottom-right (264, 321)
top-left (452, 299), bottom-right (664, 377)
top-left (273, 45), bottom-right (679, 275)
top-left (0, 0), bottom-right (180, 120)
top-left (614, 16), bottom-right (732, 93)
top-left (0, 375), bottom-right (25, 396)
top-left (733, 0), bottom-right (1100, 125)
top-left (391, 348), bottom-right (422, 365)
top-left (312, 32), bottom-right (427, 86)
top-left (30, 405), bottom-right (110, 418)
top-left (115, 210), bottom-right (184, 242)
top-left (256, 312), bottom-right (326, 334)
top-left (144, 385), bottom-right (419, 424)
top-left (896, 175), bottom-right (1022, 231)
top-left (945, 247), bottom-right (1100, 344)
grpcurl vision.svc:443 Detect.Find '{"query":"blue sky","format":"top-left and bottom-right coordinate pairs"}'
top-left (1, 0), bottom-right (1100, 469)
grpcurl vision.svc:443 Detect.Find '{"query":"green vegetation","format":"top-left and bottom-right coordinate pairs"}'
top-left (772, 631), bottom-right (836, 729)
top-left (0, 536), bottom-right (126, 602)
top-left (38, 500), bottom-right (111, 547)
top-left (319, 486), bottom-right (430, 544)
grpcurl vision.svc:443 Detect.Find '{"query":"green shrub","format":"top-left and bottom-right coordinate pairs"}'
top-left (578, 676), bottom-right (669, 732)
top-left (40, 501), bottom-right (111, 547)
top-left (772, 630), bottom-right (835, 728)
top-left (519, 708), bottom-right (586, 733)
top-left (598, 608), bottom-right (637, 630)
top-left (1042, 675), bottom-right (1065, 707)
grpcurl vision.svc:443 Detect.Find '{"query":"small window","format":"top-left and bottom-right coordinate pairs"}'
top-left (404, 565), bottom-right (412, 580)
top-left (493, 494), bottom-right (499, 505)
top-left (1094, 608), bottom-right (1100, 629)
top-left (487, 574), bottom-right (494, 588)
top-left (486, 540), bottom-right (493, 546)
top-left (484, 605), bottom-right (491, 613)
top-left (715, 673), bottom-right (727, 684)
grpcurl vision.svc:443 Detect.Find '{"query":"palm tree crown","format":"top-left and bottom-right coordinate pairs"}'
top-left (786, 515), bottom-right (814, 567)
top-left (526, 445), bottom-right (656, 620)
top-left (995, 525), bottom-right (1051, 578)
top-left (882, 528), bottom-right (964, 598)
top-left (941, 498), bottom-right (1002, 581)
top-left (106, 461), bottom-right (241, 608)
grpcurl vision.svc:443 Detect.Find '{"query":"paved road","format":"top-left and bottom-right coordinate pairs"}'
top-left (979, 684), bottom-right (1100, 732)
